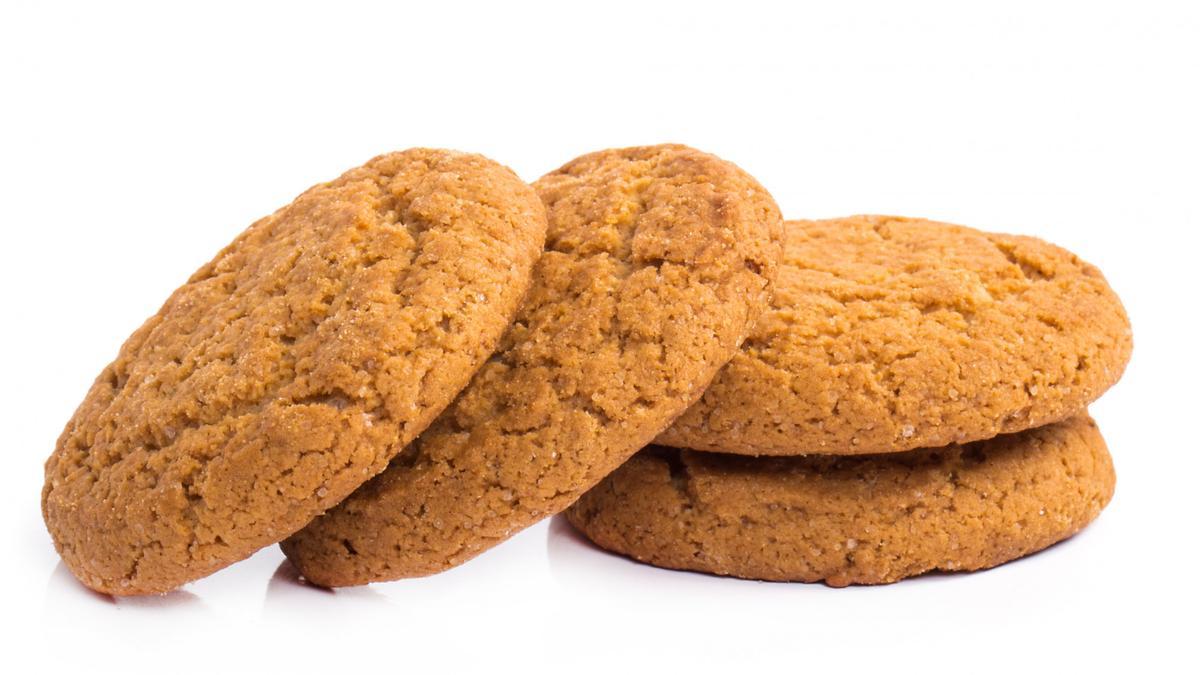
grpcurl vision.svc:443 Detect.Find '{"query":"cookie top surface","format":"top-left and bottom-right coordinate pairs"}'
top-left (42, 148), bottom-right (547, 595)
top-left (657, 216), bottom-right (1132, 456)
top-left (281, 144), bottom-right (784, 586)
top-left (569, 415), bottom-right (1114, 585)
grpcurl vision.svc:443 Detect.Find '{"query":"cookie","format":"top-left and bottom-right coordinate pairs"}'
top-left (657, 216), bottom-right (1132, 456)
top-left (42, 149), bottom-right (548, 595)
top-left (280, 144), bottom-right (784, 586)
top-left (568, 415), bottom-right (1114, 585)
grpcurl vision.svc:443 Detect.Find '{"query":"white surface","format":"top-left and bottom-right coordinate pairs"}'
top-left (2, 1), bottom-right (1196, 672)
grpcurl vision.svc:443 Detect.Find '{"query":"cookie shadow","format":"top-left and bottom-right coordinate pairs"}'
top-left (545, 512), bottom-right (605, 555)
top-left (45, 560), bottom-right (204, 609)
top-left (267, 558), bottom-right (335, 594)
top-left (900, 528), bottom-right (1088, 588)
top-left (264, 558), bottom-right (389, 607)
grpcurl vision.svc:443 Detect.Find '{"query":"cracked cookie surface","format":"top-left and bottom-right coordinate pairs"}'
top-left (657, 216), bottom-right (1132, 456)
top-left (42, 148), bottom-right (547, 595)
top-left (280, 144), bottom-right (784, 586)
top-left (569, 415), bottom-right (1114, 585)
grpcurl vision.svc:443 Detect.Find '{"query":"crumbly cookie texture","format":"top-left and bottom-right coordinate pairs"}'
top-left (569, 415), bottom-right (1114, 585)
top-left (281, 144), bottom-right (784, 586)
top-left (657, 216), bottom-right (1132, 456)
top-left (42, 149), bottom-right (547, 595)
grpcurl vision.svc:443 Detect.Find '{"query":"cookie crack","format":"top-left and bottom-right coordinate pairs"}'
top-left (990, 237), bottom-right (1053, 283)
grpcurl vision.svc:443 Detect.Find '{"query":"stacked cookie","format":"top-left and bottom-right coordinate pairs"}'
top-left (566, 216), bottom-right (1131, 585)
top-left (41, 146), bottom-right (1130, 595)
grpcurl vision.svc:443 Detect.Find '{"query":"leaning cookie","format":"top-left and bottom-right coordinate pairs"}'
top-left (42, 149), bottom-right (547, 595)
top-left (657, 216), bottom-right (1132, 456)
top-left (281, 144), bottom-right (784, 586)
top-left (568, 415), bottom-right (1114, 586)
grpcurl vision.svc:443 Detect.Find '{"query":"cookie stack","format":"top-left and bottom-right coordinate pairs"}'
top-left (41, 145), bottom-right (1130, 595)
top-left (566, 216), bottom-right (1131, 585)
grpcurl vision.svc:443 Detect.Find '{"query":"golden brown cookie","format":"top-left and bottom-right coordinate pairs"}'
top-left (658, 216), bottom-right (1132, 456)
top-left (569, 415), bottom-right (1114, 585)
top-left (280, 144), bottom-right (784, 586)
top-left (42, 149), bottom-right (548, 595)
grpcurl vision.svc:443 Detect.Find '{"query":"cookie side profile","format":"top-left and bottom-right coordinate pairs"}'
top-left (657, 216), bottom-right (1132, 456)
top-left (569, 415), bottom-right (1114, 585)
top-left (281, 144), bottom-right (784, 586)
top-left (42, 149), bottom-right (547, 595)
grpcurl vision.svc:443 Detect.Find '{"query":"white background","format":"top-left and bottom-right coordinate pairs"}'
top-left (2, 1), bottom-right (1196, 672)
